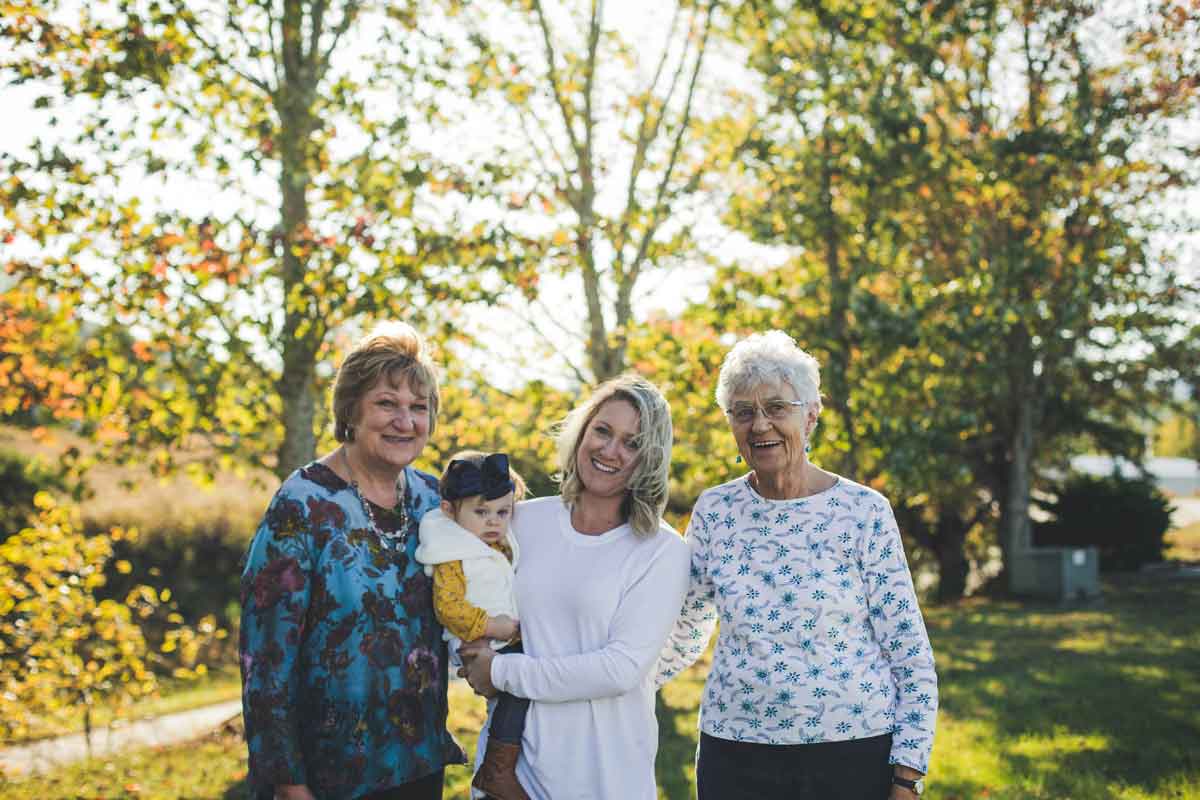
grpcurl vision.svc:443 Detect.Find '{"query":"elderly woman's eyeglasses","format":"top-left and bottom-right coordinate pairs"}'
top-left (726, 399), bottom-right (807, 425)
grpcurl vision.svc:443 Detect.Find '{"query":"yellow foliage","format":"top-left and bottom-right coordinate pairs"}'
top-left (0, 497), bottom-right (223, 743)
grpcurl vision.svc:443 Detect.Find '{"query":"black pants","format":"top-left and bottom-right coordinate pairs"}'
top-left (696, 732), bottom-right (893, 800)
top-left (488, 642), bottom-right (531, 744)
top-left (361, 769), bottom-right (444, 800)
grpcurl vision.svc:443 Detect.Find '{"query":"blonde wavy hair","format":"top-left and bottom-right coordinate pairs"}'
top-left (556, 374), bottom-right (673, 538)
top-left (332, 322), bottom-right (440, 442)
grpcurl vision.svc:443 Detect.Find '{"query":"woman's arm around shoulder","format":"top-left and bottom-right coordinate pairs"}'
top-left (654, 496), bottom-right (720, 687)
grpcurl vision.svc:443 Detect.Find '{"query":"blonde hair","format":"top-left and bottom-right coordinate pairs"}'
top-left (332, 322), bottom-right (440, 442)
top-left (715, 330), bottom-right (822, 413)
top-left (556, 374), bottom-right (673, 538)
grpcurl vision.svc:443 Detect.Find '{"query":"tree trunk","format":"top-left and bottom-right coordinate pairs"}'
top-left (272, 4), bottom-right (320, 478)
top-left (274, 143), bottom-right (319, 477)
top-left (276, 354), bottom-right (318, 477)
top-left (933, 513), bottom-right (969, 603)
top-left (1003, 390), bottom-right (1036, 593)
top-left (892, 501), bottom-right (971, 603)
top-left (83, 703), bottom-right (93, 758)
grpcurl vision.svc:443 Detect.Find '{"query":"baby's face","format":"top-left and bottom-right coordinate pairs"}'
top-left (448, 491), bottom-right (515, 545)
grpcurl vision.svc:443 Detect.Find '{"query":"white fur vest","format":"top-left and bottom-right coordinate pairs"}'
top-left (415, 508), bottom-right (519, 646)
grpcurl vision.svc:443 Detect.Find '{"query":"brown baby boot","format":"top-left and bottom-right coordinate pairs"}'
top-left (471, 739), bottom-right (530, 800)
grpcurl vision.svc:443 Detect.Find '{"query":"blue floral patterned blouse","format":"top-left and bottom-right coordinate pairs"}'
top-left (239, 462), bottom-right (465, 799)
top-left (657, 474), bottom-right (938, 773)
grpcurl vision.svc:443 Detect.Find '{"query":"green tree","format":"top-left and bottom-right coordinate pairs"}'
top-left (625, 315), bottom-right (738, 529)
top-left (454, 0), bottom-right (743, 382)
top-left (912, 0), bottom-right (1199, 584)
top-left (684, 0), bottom-right (1197, 597)
top-left (2, 0), bottom-right (507, 478)
top-left (694, 0), bottom-right (998, 599)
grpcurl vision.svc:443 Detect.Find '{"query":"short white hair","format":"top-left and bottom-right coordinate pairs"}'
top-left (715, 331), bottom-right (822, 412)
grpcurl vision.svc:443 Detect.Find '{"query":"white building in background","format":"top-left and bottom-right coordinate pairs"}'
top-left (1071, 455), bottom-right (1200, 496)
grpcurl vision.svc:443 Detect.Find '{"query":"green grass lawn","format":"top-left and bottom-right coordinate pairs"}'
top-left (5, 574), bottom-right (1198, 799)
top-left (914, 574), bottom-right (1200, 800)
top-left (1166, 520), bottom-right (1200, 563)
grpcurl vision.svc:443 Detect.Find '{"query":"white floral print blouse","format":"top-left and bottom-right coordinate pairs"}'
top-left (656, 474), bottom-right (938, 773)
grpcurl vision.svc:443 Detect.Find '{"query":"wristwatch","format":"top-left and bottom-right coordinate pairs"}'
top-left (892, 775), bottom-right (925, 795)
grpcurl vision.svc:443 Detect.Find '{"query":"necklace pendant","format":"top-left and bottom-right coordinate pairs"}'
top-left (341, 449), bottom-right (410, 551)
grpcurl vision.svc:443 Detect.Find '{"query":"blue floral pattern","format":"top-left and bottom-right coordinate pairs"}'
top-left (657, 474), bottom-right (937, 773)
top-left (240, 462), bottom-right (465, 798)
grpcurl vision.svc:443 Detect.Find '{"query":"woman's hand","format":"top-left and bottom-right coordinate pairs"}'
top-left (458, 638), bottom-right (492, 663)
top-left (274, 785), bottom-right (317, 800)
top-left (458, 642), bottom-right (499, 698)
top-left (484, 614), bottom-right (519, 641)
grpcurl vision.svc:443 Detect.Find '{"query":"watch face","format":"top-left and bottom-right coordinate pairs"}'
top-left (914, 778), bottom-right (925, 794)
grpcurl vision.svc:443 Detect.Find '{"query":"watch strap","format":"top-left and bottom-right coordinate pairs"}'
top-left (892, 775), bottom-right (923, 794)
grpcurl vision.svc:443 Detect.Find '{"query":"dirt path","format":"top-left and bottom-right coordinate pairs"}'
top-left (0, 699), bottom-right (243, 776)
top-left (1171, 497), bottom-right (1200, 529)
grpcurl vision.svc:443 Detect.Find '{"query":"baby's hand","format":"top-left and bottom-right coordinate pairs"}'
top-left (485, 614), bottom-right (519, 641)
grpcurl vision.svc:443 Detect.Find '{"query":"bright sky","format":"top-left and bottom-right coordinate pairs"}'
top-left (2, 1), bottom-right (759, 387)
top-left (4, 2), bottom-right (1196, 389)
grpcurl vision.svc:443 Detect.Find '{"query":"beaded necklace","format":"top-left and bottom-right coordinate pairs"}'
top-left (342, 447), bottom-right (410, 548)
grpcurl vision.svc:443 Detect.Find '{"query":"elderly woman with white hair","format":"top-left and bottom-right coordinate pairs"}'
top-left (657, 331), bottom-right (938, 800)
top-left (459, 374), bottom-right (691, 800)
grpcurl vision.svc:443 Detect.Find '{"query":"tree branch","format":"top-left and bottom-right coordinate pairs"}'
top-left (318, 0), bottom-right (363, 79)
top-left (532, 0), bottom-right (585, 166)
top-left (612, 2), bottom-right (684, 261)
top-left (516, 298), bottom-right (592, 386)
top-left (622, 0), bottom-right (716, 315)
top-left (179, 9), bottom-right (275, 96)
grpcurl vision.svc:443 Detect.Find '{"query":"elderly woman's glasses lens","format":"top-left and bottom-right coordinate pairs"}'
top-left (727, 400), bottom-right (807, 424)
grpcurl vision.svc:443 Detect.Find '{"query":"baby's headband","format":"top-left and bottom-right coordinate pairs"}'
top-left (442, 453), bottom-right (515, 501)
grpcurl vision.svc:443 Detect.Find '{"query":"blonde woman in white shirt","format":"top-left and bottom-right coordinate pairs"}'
top-left (657, 330), bottom-right (938, 800)
top-left (458, 374), bottom-right (691, 800)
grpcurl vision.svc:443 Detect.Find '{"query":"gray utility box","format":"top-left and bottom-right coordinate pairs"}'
top-left (1010, 547), bottom-right (1101, 602)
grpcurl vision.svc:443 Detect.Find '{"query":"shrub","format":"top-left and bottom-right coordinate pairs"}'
top-left (1033, 474), bottom-right (1174, 571)
top-left (0, 494), bottom-right (223, 744)
top-left (85, 505), bottom-right (256, 629)
top-left (0, 448), bottom-right (68, 540)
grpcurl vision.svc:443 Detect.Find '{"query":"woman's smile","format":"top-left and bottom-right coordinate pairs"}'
top-left (590, 457), bottom-right (620, 474)
top-left (730, 381), bottom-right (812, 478)
top-left (577, 398), bottom-right (641, 498)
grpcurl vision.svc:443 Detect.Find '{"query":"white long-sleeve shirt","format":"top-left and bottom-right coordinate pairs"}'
top-left (656, 474), bottom-right (938, 773)
top-left (477, 496), bottom-right (691, 800)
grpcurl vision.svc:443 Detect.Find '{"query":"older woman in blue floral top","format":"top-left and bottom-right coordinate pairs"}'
top-left (240, 323), bottom-right (464, 800)
top-left (657, 330), bottom-right (938, 800)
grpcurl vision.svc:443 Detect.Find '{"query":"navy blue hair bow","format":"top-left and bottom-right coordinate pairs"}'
top-left (442, 453), bottom-right (515, 501)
